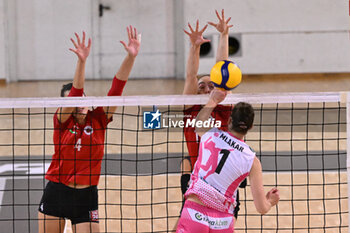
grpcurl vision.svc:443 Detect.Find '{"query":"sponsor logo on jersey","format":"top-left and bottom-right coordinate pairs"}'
top-left (195, 212), bottom-right (202, 220)
top-left (69, 125), bottom-right (79, 134)
top-left (84, 125), bottom-right (93, 135)
top-left (187, 208), bottom-right (232, 229)
top-left (89, 210), bottom-right (99, 222)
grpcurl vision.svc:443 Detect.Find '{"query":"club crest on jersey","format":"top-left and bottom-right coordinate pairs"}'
top-left (89, 210), bottom-right (99, 222)
top-left (84, 125), bottom-right (94, 135)
top-left (69, 125), bottom-right (79, 134)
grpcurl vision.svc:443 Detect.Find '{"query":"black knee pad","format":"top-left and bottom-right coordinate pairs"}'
top-left (181, 156), bottom-right (192, 169)
top-left (180, 174), bottom-right (191, 195)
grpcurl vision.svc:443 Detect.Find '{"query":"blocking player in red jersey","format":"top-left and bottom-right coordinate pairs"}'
top-left (38, 27), bottom-right (140, 233)
top-left (177, 89), bottom-right (280, 233)
top-left (180, 10), bottom-right (246, 223)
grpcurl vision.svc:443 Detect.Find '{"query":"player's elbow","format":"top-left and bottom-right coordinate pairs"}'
top-left (255, 204), bottom-right (270, 215)
top-left (257, 207), bottom-right (269, 215)
top-left (194, 128), bottom-right (204, 138)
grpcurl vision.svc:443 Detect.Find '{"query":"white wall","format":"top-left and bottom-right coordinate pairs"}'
top-left (7, 0), bottom-right (94, 81)
top-left (1, 0), bottom-right (350, 81)
top-left (5, 0), bottom-right (176, 80)
top-left (97, 0), bottom-right (176, 79)
top-left (0, 0), bottom-right (6, 80)
top-left (183, 0), bottom-right (350, 74)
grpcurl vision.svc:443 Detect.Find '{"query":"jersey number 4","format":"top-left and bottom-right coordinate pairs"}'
top-left (75, 138), bottom-right (82, 151)
top-left (215, 149), bottom-right (230, 174)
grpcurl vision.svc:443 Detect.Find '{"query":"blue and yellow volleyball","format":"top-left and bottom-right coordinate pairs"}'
top-left (210, 60), bottom-right (242, 90)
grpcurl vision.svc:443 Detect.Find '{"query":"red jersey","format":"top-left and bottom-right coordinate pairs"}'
top-left (45, 107), bottom-right (111, 186)
top-left (183, 105), bottom-right (232, 168)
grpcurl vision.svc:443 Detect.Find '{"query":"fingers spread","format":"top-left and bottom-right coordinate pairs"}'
top-left (208, 22), bottom-right (216, 27)
top-left (134, 27), bottom-right (137, 40)
top-left (75, 33), bottom-right (81, 45)
top-left (69, 48), bottom-right (77, 54)
top-left (120, 40), bottom-right (127, 49)
top-left (183, 29), bottom-right (191, 36)
top-left (126, 26), bottom-right (131, 40)
top-left (87, 38), bottom-right (92, 49)
top-left (200, 24), bottom-right (208, 33)
top-left (82, 31), bottom-right (86, 45)
top-left (188, 23), bottom-right (194, 33)
top-left (70, 38), bottom-right (78, 48)
top-left (129, 25), bottom-right (135, 39)
top-left (215, 10), bottom-right (221, 21)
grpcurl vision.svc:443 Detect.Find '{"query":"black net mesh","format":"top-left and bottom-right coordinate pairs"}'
top-left (0, 95), bottom-right (347, 232)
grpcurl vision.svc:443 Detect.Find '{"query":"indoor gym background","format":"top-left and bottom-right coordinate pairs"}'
top-left (0, 0), bottom-right (349, 232)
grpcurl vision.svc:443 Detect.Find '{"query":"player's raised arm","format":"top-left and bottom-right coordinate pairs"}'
top-left (183, 20), bottom-right (210, 95)
top-left (249, 157), bottom-right (280, 214)
top-left (57, 32), bottom-right (91, 123)
top-left (195, 89), bottom-right (227, 137)
top-left (104, 25), bottom-right (141, 119)
top-left (208, 9), bottom-right (233, 62)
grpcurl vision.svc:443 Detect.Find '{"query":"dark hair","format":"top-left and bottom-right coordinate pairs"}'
top-left (230, 102), bottom-right (254, 135)
top-left (197, 74), bottom-right (210, 80)
top-left (61, 83), bottom-right (72, 97)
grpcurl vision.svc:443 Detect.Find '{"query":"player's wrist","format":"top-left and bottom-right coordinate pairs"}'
top-left (77, 59), bottom-right (87, 64)
top-left (267, 198), bottom-right (275, 208)
top-left (220, 31), bottom-right (229, 36)
top-left (206, 99), bottom-right (217, 108)
top-left (127, 53), bottom-right (137, 59)
top-left (190, 44), bottom-right (201, 50)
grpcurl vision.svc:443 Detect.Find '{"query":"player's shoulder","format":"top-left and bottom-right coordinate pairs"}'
top-left (89, 107), bottom-right (107, 119)
top-left (221, 129), bottom-right (256, 154)
top-left (205, 127), bottom-right (222, 135)
top-left (184, 105), bottom-right (201, 115)
top-left (214, 104), bottom-right (233, 111)
top-left (248, 146), bottom-right (256, 154)
top-left (245, 145), bottom-right (256, 157)
top-left (53, 110), bottom-right (74, 128)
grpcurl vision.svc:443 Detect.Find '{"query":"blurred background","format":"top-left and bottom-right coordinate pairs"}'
top-left (0, 0), bottom-right (349, 96)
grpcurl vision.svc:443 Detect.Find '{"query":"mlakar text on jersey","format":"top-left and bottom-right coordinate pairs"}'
top-left (219, 133), bottom-right (244, 152)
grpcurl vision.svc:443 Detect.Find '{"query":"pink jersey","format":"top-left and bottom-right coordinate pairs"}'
top-left (185, 128), bottom-right (255, 215)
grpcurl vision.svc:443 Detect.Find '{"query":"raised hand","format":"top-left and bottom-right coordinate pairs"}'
top-left (184, 20), bottom-right (210, 47)
top-left (208, 9), bottom-right (233, 35)
top-left (69, 31), bottom-right (91, 62)
top-left (209, 88), bottom-right (227, 104)
top-left (120, 25), bottom-right (141, 58)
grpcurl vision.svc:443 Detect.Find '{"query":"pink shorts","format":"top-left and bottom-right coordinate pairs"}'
top-left (176, 200), bottom-right (234, 233)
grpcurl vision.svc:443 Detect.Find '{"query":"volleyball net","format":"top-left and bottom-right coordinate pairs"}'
top-left (0, 92), bottom-right (348, 232)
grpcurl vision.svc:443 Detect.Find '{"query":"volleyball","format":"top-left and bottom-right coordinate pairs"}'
top-left (210, 60), bottom-right (242, 90)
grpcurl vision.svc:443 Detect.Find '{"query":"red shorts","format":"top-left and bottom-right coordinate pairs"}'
top-left (176, 200), bottom-right (234, 233)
